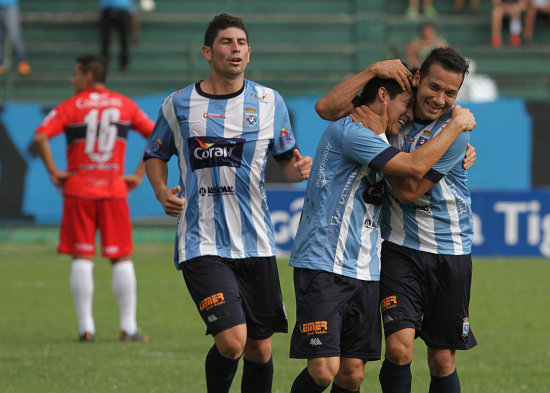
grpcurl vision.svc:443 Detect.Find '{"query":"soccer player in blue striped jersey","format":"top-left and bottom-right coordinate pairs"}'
top-left (315, 48), bottom-right (477, 393)
top-left (143, 14), bottom-right (312, 393)
top-left (288, 72), bottom-right (475, 393)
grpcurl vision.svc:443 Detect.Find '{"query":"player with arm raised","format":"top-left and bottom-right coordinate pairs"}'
top-left (288, 68), bottom-right (475, 393)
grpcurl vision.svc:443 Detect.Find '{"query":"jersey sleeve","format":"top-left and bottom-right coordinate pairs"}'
top-left (34, 102), bottom-right (69, 138)
top-left (269, 91), bottom-right (297, 161)
top-left (431, 130), bottom-right (470, 175)
top-left (143, 100), bottom-right (177, 162)
top-left (341, 120), bottom-right (400, 170)
top-left (128, 99), bottom-right (155, 138)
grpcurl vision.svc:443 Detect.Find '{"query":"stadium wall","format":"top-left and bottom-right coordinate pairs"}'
top-left (1, 94), bottom-right (549, 256)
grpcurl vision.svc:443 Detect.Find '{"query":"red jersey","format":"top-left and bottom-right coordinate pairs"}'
top-left (35, 87), bottom-right (154, 199)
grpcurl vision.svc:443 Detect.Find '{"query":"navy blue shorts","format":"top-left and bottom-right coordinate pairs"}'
top-left (180, 255), bottom-right (288, 339)
top-left (380, 241), bottom-right (477, 350)
top-left (290, 268), bottom-right (381, 360)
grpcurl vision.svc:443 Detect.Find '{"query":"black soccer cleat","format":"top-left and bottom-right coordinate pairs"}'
top-left (79, 332), bottom-right (95, 342)
top-left (120, 330), bottom-right (148, 342)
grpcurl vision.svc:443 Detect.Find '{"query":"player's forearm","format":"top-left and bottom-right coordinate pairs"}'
top-left (33, 133), bottom-right (58, 174)
top-left (315, 67), bottom-right (376, 120)
top-left (133, 160), bottom-right (146, 180)
top-left (407, 120), bottom-right (465, 176)
top-left (144, 158), bottom-right (169, 200)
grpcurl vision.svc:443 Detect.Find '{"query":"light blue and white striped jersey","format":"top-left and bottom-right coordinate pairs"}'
top-left (381, 110), bottom-right (473, 255)
top-left (289, 117), bottom-right (400, 281)
top-left (144, 80), bottom-right (297, 267)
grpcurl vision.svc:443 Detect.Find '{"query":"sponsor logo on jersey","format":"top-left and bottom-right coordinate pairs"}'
top-left (404, 133), bottom-right (415, 143)
top-left (176, 114), bottom-right (187, 122)
top-left (187, 137), bottom-right (245, 171)
top-left (462, 317), bottom-right (470, 337)
top-left (203, 112), bottom-right (226, 119)
top-left (249, 92), bottom-right (269, 103)
top-left (380, 295), bottom-right (398, 312)
top-left (275, 128), bottom-right (293, 150)
top-left (363, 180), bottom-right (385, 206)
top-left (315, 142), bottom-right (331, 188)
top-left (198, 186), bottom-right (236, 196)
top-left (299, 321), bottom-right (328, 336)
top-left (152, 138), bottom-right (163, 152)
top-left (199, 292), bottom-right (225, 311)
top-left (76, 93), bottom-right (122, 109)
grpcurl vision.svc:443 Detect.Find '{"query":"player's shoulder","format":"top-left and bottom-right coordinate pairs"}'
top-left (162, 83), bottom-right (196, 105)
top-left (244, 79), bottom-right (282, 103)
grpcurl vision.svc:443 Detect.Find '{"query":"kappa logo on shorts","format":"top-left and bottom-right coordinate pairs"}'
top-left (380, 295), bottom-right (398, 312)
top-left (199, 292), bottom-right (225, 311)
top-left (462, 317), bottom-right (470, 337)
top-left (299, 321), bottom-right (328, 336)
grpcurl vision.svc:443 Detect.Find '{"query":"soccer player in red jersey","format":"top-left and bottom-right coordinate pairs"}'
top-left (34, 54), bottom-right (153, 342)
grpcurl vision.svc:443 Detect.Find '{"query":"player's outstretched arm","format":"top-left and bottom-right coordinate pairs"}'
top-left (278, 149), bottom-right (313, 182)
top-left (382, 105), bottom-right (476, 203)
top-left (33, 132), bottom-right (72, 187)
top-left (144, 157), bottom-right (185, 217)
top-left (315, 60), bottom-right (412, 121)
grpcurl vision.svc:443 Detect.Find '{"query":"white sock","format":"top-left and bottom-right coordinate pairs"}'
top-left (510, 18), bottom-right (522, 35)
top-left (112, 260), bottom-right (137, 334)
top-left (70, 259), bottom-right (95, 335)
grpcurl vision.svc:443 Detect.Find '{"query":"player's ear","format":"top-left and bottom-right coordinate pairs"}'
top-left (201, 45), bottom-right (212, 62)
top-left (412, 70), bottom-right (420, 88)
top-left (378, 87), bottom-right (388, 103)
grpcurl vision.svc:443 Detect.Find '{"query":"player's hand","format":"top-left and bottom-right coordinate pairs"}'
top-left (49, 169), bottom-right (73, 187)
top-left (451, 105), bottom-right (476, 131)
top-left (122, 173), bottom-right (143, 191)
top-left (158, 185), bottom-right (186, 217)
top-left (370, 59), bottom-right (412, 91)
top-left (463, 143), bottom-right (476, 170)
top-left (350, 103), bottom-right (388, 135)
top-left (293, 149), bottom-right (312, 181)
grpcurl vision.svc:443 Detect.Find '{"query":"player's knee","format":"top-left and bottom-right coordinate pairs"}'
top-left (244, 339), bottom-right (272, 363)
top-left (308, 360), bottom-right (339, 387)
top-left (335, 365), bottom-right (365, 390)
top-left (216, 337), bottom-right (245, 359)
top-left (386, 337), bottom-right (414, 364)
top-left (427, 348), bottom-right (456, 377)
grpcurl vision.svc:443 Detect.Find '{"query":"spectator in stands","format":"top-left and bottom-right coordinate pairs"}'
top-left (100, 0), bottom-right (133, 71)
top-left (406, 23), bottom-right (448, 68)
top-left (491, 0), bottom-right (529, 47)
top-left (406, 0), bottom-right (438, 18)
top-left (0, 0), bottom-right (31, 75)
top-left (454, 0), bottom-right (480, 13)
top-left (523, 0), bottom-right (550, 43)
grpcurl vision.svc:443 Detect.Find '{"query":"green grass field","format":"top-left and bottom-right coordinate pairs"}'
top-left (1, 242), bottom-right (549, 393)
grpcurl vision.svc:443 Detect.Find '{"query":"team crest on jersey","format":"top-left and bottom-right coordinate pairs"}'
top-left (462, 317), bottom-right (470, 337)
top-left (415, 136), bottom-right (429, 148)
top-left (187, 136), bottom-right (244, 171)
top-left (244, 113), bottom-right (258, 131)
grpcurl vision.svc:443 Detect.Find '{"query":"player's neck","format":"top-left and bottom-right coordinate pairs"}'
top-left (200, 75), bottom-right (244, 96)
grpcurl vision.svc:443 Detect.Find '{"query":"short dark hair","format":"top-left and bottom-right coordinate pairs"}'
top-left (358, 63), bottom-right (416, 105)
top-left (204, 13), bottom-right (248, 47)
top-left (76, 54), bottom-right (107, 83)
top-left (420, 47), bottom-right (469, 81)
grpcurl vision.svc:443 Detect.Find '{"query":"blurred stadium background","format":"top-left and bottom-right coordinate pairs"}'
top-left (1, 0), bottom-right (550, 392)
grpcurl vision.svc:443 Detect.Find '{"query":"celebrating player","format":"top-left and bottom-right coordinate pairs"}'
top-left (34, 54), bottom-right (153, 342)
top-left (288, 69), bottom-right (475, 393)
top-left (143, 14), bottom-right (312, 393)
top-left (316, 47), bottom-right (478, 393)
